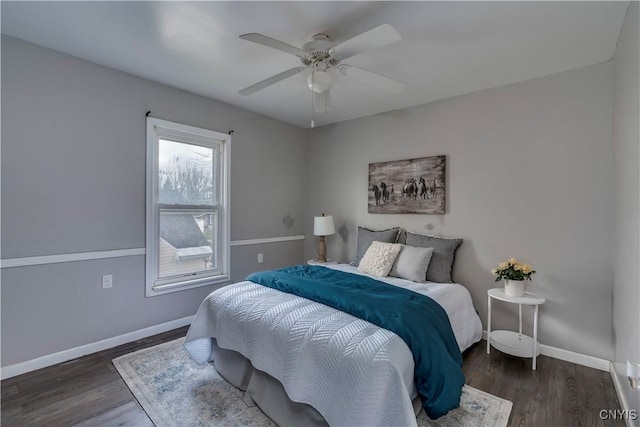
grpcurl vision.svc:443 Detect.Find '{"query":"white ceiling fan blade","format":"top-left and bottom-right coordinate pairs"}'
top-left (340, 65), bottom-right (406, 93)
top-left (239, 33), bottom-right (306, 58)
top-left (312, 90), bottom-right (331, 113)
top-left (330, 24), bottom-right (401, 61)
top-left (239, 67), bottom-right (306, 96)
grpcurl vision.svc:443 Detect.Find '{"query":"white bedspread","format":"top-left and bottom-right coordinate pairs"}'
top-left (184, 264), bottom-right (482, 427)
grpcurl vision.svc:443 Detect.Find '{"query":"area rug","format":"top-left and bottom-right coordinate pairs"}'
top-left (113, 338), bottom-right (512, 427)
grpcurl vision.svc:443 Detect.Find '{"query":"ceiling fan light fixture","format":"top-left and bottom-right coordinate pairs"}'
top-left (307, 70), bottom-right (333, 93)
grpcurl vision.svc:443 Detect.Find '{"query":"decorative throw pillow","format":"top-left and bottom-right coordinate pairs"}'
top-left (357, 241), bottom-right (402, 277)
top-left (389, 245), bottom-right (434, 283)
top-left (405, 232), bottom-right (463, 283)
top-left (354, 226), bottom-right (401, 266)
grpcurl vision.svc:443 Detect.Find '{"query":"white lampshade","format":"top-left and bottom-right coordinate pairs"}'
top-left (314, 215), bottom-right (335, 236)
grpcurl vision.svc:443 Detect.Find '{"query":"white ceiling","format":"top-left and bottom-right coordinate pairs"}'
top-left (1, 1), bottom-right (629, 129)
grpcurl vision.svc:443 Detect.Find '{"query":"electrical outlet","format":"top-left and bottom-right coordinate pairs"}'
top-left (102, 274), bottom-right (113, 289)
top-left (258, 253), bottom-right (264, 263)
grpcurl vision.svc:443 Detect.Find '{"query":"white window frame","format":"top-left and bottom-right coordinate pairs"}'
top-left (146, 117), bottom-right (230, 297)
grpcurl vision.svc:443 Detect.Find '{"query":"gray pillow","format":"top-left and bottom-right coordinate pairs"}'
top-left (354, 227), bottom-right (400, 266)
top-left (389, 245), bottom-right (434, 282)
top-left (405, 232), bottom-right (463, 283)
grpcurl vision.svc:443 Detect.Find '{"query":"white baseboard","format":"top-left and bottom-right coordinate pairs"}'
top-left (1, 315), bottom-right (194, 380)
top-left (482, 330), bottom-right (610, 371)
top-left (2, 323), bottom-right (611, 381)
top-left (610, 362), bottom-right (637, 427)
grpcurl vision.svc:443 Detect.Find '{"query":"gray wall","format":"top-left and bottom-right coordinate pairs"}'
top-left (612, 2), bottom-right (640, 418)
top-left (1, 36), bottom-right (307, 366)
top-left (2, 25), bottom-right (631, 374)
top-left (305, 62), bottom-right (614, 360)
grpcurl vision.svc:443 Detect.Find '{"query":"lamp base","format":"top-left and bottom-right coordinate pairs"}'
top-left (316, 236), bottom-right (327, 263)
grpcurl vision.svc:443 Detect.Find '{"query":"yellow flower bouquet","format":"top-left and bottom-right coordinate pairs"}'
top-left (491, 257), bottom-right (536, 282)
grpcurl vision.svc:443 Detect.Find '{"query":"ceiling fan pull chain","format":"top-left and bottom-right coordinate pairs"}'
top-left (310, 68), bottom-right (315, 128)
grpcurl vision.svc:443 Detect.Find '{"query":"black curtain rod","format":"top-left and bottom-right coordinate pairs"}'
top-left (146, 111), bottom-right (234, 135)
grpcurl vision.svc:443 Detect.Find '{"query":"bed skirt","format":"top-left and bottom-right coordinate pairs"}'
top-left (210, 338), bottom-right (421, 426)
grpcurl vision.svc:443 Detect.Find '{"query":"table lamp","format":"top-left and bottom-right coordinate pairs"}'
top-left (313, 214), bottom-right (335, 262)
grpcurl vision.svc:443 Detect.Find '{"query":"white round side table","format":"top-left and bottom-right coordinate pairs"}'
top-left (486, 287), bottom-right (546, 370)
top-left (307, 259), bottom-right (337, 266)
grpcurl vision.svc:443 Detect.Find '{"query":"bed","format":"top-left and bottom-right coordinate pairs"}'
top-left (184, 262), bottom-right (483, 427)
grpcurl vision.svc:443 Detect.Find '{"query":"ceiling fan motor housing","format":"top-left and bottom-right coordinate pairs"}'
top-left (301, 34), bottom-right (339, 66)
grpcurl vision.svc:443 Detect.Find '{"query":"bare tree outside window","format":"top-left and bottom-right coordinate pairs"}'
top-left (158, 140), bottom-right (215, 206)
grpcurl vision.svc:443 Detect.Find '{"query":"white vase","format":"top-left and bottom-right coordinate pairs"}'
top-left (504, 279), bottom-right (525, 297)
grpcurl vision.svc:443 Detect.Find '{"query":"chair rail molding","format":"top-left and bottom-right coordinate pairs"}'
top-left (1, 235), bottom-right (306, 269)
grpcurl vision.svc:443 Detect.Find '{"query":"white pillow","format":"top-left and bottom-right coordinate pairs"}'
top-left (357, 241), bottom-right (402, 277)
top-left (389, 245), bottom-right (434, 282)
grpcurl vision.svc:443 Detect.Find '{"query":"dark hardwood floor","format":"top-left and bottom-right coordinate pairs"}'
top-left (2, 327), bottom-right (623, 426)
top-left (463, 343), bottom-right (623, 427)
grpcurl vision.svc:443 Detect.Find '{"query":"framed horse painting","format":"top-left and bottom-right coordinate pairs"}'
top-left (368, 155), bottom-right (446, 214)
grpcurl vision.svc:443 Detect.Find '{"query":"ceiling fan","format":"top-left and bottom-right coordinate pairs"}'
top-left (238, 24), bottom-right (406, 117)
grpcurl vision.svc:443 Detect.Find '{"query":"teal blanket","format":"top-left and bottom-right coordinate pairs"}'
top-left (247, 265), bottom-right (464, 419)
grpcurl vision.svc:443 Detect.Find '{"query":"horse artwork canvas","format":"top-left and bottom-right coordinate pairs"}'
top-left (368, 155), bottom-right (446, 214)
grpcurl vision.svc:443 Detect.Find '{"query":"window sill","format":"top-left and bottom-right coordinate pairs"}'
top-left (146, 273), bottom-right (230, 297)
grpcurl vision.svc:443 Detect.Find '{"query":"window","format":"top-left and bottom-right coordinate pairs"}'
top-left (146, 117), bottom-right (230, 296)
